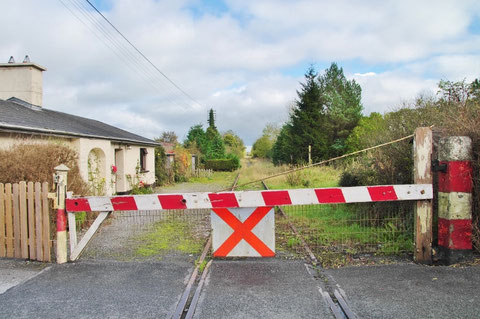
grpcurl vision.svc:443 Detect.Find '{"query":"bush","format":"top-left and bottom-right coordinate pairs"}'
top-left (0, 142), bottom-right (89, 195)
top-left (173, 146), bottom-right (191, 182)
top-left (205, 155), bottom-right (240, 171)
top-left (154, 146), bottom-right (170, 186)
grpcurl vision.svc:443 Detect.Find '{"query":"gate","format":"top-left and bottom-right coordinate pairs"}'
top-left (59, 127), bottom-right (472, 265)
top-left (65, 184), bottom-right (432, 262)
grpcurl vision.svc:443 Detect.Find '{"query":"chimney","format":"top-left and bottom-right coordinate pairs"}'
top-left (0, 56), bottom-right (47, 107)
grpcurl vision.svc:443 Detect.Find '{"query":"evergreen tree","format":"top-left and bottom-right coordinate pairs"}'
top-left (319, 63), bottom-right (363, 157)
top-left (272, 124), bottom-right (293, 165)
top-left (289, 66), bottom-right (328, 163)
top-left (208, 108), bottom-right (217, 130)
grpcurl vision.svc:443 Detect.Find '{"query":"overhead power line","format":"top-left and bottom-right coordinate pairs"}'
top-left (58, 0), bottom-right (203, 109)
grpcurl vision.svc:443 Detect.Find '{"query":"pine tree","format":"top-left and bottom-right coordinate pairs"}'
top-left (289, 66), bottom-right (328, 162)
top-left (319, 63), bottom-right (363, 157)
top-left (208, 108), bottom-right (217, 130)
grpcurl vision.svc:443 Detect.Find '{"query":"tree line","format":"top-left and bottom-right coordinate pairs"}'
top-left (155, 109), bottom-right (246, 184)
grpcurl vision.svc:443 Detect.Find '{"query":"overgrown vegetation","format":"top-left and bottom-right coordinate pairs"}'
top-left (184, 109), bottom-right (242, 171)
top-left (0, 141), bottom-right (89, 195)
top-left (338, 78), bottom-right (480, 251)
top-left (135, 220), bottom-right (204, 257)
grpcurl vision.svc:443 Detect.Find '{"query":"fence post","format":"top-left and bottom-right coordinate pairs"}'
top-left (437, 136), bottom-right (473, 264)
top-left (54, 164), bottom-right (69, 264)
top-left (413, 127), bottom-right (433, 264)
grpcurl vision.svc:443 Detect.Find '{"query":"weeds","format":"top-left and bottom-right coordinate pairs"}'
top-left (135, 220), bottom-right (203, 257)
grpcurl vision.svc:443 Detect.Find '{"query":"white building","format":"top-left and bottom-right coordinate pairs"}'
top-left (0, 57), bottom-right (159, 195)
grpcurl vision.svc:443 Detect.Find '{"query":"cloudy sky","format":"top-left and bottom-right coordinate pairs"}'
top-left (1, 0), bottom-right (479, 145)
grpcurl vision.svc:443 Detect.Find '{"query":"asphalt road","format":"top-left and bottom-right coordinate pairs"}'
top-left (193, 259), bottom-right (332, 319)
top-left (0, 259), bottom-right (193, 319)
top-left (2, 258), bottom-right (480, 318)
top-left (326, 262), bottom-right (480, 319)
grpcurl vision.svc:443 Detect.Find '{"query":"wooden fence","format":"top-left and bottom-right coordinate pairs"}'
top-left (0, 182), bottom-right (51, 262)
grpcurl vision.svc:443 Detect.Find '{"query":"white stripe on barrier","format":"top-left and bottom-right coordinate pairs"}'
top-left (343, 186), bottom-right (371, 203)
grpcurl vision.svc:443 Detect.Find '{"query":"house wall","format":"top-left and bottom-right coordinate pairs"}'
top-left (0, 132), bottom-right (156, 195)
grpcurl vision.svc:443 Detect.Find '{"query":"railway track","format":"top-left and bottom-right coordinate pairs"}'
top-left (261, 181), bottom-right (357, 319)
top-left (171, 173), bottom-right (240, 319)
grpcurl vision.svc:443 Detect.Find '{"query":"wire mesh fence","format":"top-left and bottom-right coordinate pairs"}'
top-left (71, 200), bottom-right (414, 265)
top-left (73, 209), bottom-right (211, 261)
top-left (277, 201), bottom-right (415, 265)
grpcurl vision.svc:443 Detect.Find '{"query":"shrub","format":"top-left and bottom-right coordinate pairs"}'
top-left (154, 146), bottom-right (170, 186)
top-left (173, 146), bottom-right (191, 182)
top-left (0, 142), bottom-right (89, 195)
top-left (205, 155), bottom-right (240, 171)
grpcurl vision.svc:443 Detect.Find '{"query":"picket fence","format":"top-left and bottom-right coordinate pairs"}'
top-left (0, 182), bottom-right (51, 262)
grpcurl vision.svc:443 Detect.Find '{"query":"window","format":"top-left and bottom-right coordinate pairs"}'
top-left (140, 148), bottom-right (148, 172)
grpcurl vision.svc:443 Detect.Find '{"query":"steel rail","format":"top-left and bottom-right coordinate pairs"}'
top-left (172, 173), bottom-right (240, 319)
top-left (261, 180), bottom-right (357, 319)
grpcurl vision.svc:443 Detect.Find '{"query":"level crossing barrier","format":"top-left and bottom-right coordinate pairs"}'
top-left (65, 184), bottom-right (432, 260)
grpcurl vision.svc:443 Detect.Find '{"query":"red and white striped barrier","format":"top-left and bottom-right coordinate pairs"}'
top-left (66, 184), bottom-right (432, 212)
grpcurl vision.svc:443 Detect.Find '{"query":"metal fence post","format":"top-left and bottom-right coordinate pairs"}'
top-left (413, 127), bottom-right (433, 264)
top-left (437, 136), bottom-right (473, 264)
top-left (54, 164), bottom-right (69, 264)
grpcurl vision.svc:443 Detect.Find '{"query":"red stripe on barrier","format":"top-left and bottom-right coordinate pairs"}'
top-left (315, 188), bottom-right (346, 203)
top-left (438, 218), bottom-right (472, 250)
top-left (208, 193), bottom-right (239, 208)
top-left (66, 198), bottom-right (91, 212)
top-left (367, 186), bottom-right (398, 201)
top-left (212, 207), bottom-right (275, 257)
top-left (111, 196), bottom-right (138, 211)
top-left (56, 208), bottom-right (67, 231)
top-left (158, 195), bottom-right (187, 209)
top-left (262, 191), bottom-right (292, 206)
top-left (438, 161), bottom-right (473, 193)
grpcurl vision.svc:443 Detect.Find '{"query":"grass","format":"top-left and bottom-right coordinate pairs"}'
top-left (135, 220), bottom-right (204, 257)
top-left (280, 204), bottom-right (413, 267)
top-left (188, 170), bottom-right (237, 187)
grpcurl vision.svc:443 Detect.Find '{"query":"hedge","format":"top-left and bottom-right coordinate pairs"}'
top-left (205, 157), bottom-right (240, 171)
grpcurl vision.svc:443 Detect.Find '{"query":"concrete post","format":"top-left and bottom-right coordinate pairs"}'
top-left (437, 136), bottom-right (473, 264)
top-left (54, 164), bottom-right (69, 264)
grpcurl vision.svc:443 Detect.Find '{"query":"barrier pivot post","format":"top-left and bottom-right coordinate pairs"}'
top-left (413, 127), bottom-right (433, 264)
top-left (438, 136), bottom-right (473, 264)
top-left (54, 164), bottom-right (69, 264)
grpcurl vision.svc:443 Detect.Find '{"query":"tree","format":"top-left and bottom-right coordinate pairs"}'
top-left (252, 135), bottom-right (273, 158)
top-left (184, 124), bottom-right (206, 152)
top-left (223, 130), bottom-right (246, 158)
top-left (345, 112), bottom-right (385, 152)
top-left (251, 123), bottom-right (281, 159)
top-left (156, 131), bottom-right (178, 144)
top-left (205, 126), bottom-right (225, 159)
top-left (208, 108), bottom-right (217, 130)
top-left (289, 66), bottom-right (328, 162)
top-left (319, 63), bottom-right (363, 157)
top-left (272, 124), bottom-right (293, 165)
top-left (184, 110), bottom-right (226, 161)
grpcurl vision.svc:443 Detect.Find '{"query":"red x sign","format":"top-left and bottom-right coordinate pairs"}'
top-left (212, 207), bottom-right (275, 257)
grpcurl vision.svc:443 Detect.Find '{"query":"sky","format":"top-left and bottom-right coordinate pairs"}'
top-left (1, 0), bottom-right (479, 146)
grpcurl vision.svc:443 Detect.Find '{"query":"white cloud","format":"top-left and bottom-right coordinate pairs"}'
top-left (1, 0), bottom-right (479, 145)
